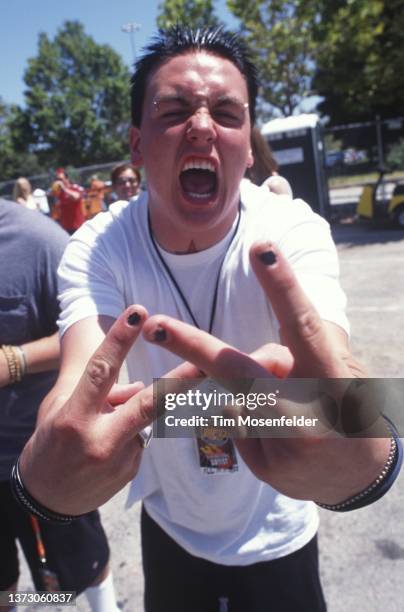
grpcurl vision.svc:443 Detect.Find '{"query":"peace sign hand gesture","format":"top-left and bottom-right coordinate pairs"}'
top-left (142, 242), bottom-right (391, 506)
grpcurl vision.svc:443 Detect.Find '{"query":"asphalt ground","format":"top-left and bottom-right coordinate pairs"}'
top-left (317, 220), bottom-right (404, 612)
top-left (18, 218), bottom-right (404, 611)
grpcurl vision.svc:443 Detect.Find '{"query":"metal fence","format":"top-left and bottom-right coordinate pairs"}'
top-left (0, 160), bottom-right (131, 201)
top-left (323, 116), bottom-right (404, 211)
top-left (2, 116), bottom-right (404, 209)
top-left (324, 116), bottom-right (404, 181)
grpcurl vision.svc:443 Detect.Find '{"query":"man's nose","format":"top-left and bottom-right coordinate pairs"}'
top-left (186, 108), bottom-right (216, 143)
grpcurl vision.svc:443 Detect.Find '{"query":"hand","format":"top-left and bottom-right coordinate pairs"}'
top-left (262, 175), bottom-right (293, 198)
top-left (142, 242), bottom-right (391, 505)
top-left (19, 306), bottom-right (204, 515)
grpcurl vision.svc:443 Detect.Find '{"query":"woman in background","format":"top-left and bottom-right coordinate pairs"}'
top-left (12, 178), bottom-right (38, 211)
top-left (246, 127), bottom-right (293, 197)
top-left (110, 163), bottom-right (141, 203)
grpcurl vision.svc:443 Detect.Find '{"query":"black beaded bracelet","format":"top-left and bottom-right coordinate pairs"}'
top-left (10, 458), bottom-right (85, 524)
top-left (316, 427), bottom-right (401, 513)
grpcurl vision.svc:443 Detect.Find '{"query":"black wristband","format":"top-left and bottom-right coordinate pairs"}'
top-left (10, 458), bottom-right (85, 524)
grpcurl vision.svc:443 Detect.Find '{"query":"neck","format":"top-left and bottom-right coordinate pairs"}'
top-left (148, 207), bottom-right (239, 254)
top-left (174, 240), bottom-right (198, 254)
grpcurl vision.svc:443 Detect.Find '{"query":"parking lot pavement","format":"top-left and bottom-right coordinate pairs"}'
top-left (18, 220), bottom-right (404, 611)
top-left (320, 221), bottom-right (404, 612)
top-left (332, 222), bottom-right (404, 377)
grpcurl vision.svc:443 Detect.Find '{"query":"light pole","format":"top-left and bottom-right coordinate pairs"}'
top-left (121, 22), bottom-right (141, 64)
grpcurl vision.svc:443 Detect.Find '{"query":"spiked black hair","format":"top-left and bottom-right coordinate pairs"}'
top-left (130, 25), bottom-right (258, 127)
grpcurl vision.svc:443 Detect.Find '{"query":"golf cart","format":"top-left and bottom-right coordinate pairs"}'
top-left (357, 167), bottom-right (404, 228)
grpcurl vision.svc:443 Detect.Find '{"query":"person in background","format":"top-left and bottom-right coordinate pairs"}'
top-left (51, 168), bottom-right (85, 234)
top-left (12, 177), bottom-right (38, 211)
top-left (32, 187), bottom-right (50, 215)
top-left (84, 178), bottom-right (107, 220)
top-left (110, 162), bottom-right (141, 203)
top-left (245, 127), bottom-right (293, 196)
top-left (0, 198), bottom-right (120, 612)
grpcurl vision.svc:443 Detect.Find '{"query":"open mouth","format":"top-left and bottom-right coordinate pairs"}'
top-left (179, 158), bottom-right (217, 202)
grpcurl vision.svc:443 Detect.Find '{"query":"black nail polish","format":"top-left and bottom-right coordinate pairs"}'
top-left (257, 250), bottom-right (277, 266)
top-left (127, 311), bottom-right (141, 326)
top-left (153, 327), bottom-right (167, 342)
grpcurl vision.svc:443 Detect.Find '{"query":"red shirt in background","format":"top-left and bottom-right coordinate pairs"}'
top-left (58, 183), bottom-right (85, 233)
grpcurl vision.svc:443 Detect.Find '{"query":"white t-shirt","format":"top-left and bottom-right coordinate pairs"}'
top-left (58, 181), bottom-right (348, 566)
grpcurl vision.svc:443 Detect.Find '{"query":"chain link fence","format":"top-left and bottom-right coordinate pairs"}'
top-left (0, 160), bottom-right (131, 201)
top-left (2, 117), bottom-right (404, 216)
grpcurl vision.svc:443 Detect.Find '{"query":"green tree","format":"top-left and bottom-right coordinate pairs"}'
top-left (22, 20), bottom-right (131, 169)
top-left (227, 0), bottom-right (319, 118)
top-left (0, 98), bottom-right (18, 180)
top-left (0, 98), bottom-right (41, 181)
top-left (314, 0), bottom-right (404, 124)
top-left (157, 0), bottom-right (221, 29)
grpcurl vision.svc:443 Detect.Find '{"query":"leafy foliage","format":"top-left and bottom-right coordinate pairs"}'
top-left (314, 0), bottom-right (404, 124)
top-left (227, 0), bottom-right (403, 124)
top-left (0, 98), bottom-right (41, 181)
top-left (227, 0), bottom-right (319, 118)
top-left (157, 0), bottom-right (221, 29)
top-left (20, 21), bottom-right (131, 170)
top-left (2, 4), bottom-right (403, 182)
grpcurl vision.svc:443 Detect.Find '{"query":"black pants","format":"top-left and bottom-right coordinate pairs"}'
top-left (141, 507), bottom-right (327, 612)
top-left (0, 481), bottom-right (109, 594)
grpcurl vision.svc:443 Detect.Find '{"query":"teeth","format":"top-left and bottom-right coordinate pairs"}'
top-left (182, 159), bottom-right (216, 173)
top-left (187, 192), bottom-right (213, 199)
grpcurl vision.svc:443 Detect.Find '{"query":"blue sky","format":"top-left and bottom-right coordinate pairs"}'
top-left (0, 0), bottom-right (239, 107)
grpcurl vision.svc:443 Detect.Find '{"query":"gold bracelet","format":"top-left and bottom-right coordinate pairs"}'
top-left (1, 344), bottom-right (23, 383)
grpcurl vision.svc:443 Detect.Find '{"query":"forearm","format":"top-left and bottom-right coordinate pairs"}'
top-left (21, 332), bottom-right (60, 374)
top-left (62, 186), bottom-right (81, 200)
top-left (311, 436), bottom-right (393, 506)
top-left (0, 332), bottom-right (60, 387)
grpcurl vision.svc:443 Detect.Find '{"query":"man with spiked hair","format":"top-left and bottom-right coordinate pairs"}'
top-left (17, 26), bottom-right (401, 612)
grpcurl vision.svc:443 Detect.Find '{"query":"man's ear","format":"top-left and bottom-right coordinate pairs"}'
top-left (130, 126), bottom-right (143, 167)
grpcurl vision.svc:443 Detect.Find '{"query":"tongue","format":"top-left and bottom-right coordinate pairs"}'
top-left (180, 169), bottom-right (216, 195)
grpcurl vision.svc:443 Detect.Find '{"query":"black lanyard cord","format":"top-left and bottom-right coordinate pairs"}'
top-left (147, 206), bottom-right (242, 334)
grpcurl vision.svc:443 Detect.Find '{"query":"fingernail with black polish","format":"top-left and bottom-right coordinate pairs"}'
top-left (153, 327), bottom-right (167, 342)
top-left (127, 311), bottom-right (141, 326)
top-left (257, 250), bottom-right (277, 266)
